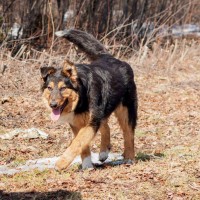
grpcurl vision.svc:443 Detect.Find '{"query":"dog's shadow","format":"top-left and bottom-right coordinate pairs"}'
top-left (93, 152), bottom-right (165, 169)
top-left (0, 190), bottom-right (82, 200)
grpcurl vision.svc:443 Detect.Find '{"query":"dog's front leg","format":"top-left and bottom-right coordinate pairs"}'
top-left (70, 125), bottom-right (93, 169)
top-left (99, 120), bottom-right (111, 162)
top-left (55, 125), bottom-right (96, 171)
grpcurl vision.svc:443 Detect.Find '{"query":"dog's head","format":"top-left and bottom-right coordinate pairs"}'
top-left (40, 60), bottom-right (79, 121)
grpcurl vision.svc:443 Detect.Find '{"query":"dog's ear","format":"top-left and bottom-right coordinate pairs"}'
top-left (62, 60), bottom-right (78, 87)
top-left (40, 67), bottom-right (56, 82)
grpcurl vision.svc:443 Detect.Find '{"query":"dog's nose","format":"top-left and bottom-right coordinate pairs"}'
top-left (50, 101), bottom-right (58, 109)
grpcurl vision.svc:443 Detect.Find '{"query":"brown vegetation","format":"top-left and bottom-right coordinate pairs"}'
top-left (1, 0), bottom-right (200, 47)
top-left (0, 0), bottom-right (200, 199)
top-left (0, 37), bottom-right (200, 199)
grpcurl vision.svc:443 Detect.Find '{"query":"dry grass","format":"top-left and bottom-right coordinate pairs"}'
top-left (0, 38), bottom-right (200, 199)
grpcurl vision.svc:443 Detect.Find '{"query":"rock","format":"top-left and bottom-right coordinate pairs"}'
top-left (1, 96), bottom-right (12, 104)
top-left (0, 128), bottom-right (49, 140)
top-left (0, 152), bottom-right (124, 175)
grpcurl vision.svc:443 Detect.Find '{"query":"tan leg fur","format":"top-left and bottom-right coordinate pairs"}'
top-left (115, 104), bottom-right (135, 161)
top-left (70, 124), bottom-right (93, 169)
top-left (55, 125), bottom-right (96, 170)
top-left (99, 120), bottom-right (111, 162)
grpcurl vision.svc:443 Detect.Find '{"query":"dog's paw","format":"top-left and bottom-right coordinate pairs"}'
top-left (99, 150), bottom-right (109, 162)
top-left (55, 157), bottom-right (70, 171)
top-left (124, 159), bottom-right (134, 165)
top-left (82, 156), bottom-right (94, 169)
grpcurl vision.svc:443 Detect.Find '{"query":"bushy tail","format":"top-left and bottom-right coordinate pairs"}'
top-left (55, 29), bottom-right (110, 60)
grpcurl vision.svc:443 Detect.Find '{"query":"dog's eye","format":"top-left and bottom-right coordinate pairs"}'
top-left (47, 86), bottom-right (53, 91)
top-left (60, 86), bottom-right (67, 92)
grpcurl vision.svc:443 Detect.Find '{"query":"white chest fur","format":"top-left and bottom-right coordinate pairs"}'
top-left (57, 112), bottom-right (75, 125)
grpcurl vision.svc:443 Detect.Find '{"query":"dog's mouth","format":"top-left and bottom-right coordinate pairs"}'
top-left (50, 99), bottom-right (68, 121)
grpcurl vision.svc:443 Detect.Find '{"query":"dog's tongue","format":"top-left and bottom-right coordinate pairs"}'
top-left (50, 108), bottom-right (61, 121)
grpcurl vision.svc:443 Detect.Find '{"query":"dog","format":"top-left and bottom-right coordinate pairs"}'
top-left (40, 29), bottom-right (138, 170)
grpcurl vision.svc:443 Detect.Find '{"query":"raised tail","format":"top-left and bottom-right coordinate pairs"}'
top-left (55, 29), bottom-right (110, 60)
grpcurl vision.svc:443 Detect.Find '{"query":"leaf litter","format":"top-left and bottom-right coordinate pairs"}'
top-left (0, 43), bottom-right (200, 199)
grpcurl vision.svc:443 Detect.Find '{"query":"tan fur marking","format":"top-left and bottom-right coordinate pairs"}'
top-left (42, 82), bottom-right (54, 104)
top-left (57, 81), bottom-right (79, 112)
top-left (81, 146), bottom-right (91, 164)
top-left (115, 104), bottom-right (135, 160)
top-left (48, 81), bottom-right (54, 88)
top-left (73, 112), bottom-right (89, 128)
top-left (55, 125), bottom-right (96, 170)
top-left (43, 88), bottom-right (50, 100)
top-left (81, 147), bottom-right (91, 159)
top-left (71, 122), bottom-right (91, 167)
top-left (99, 120), bottom-right (110, 154)
top-left (62, 60), bottom-right (78, 85)
top-left (61, 89), bottom-right (79, 113)
top-left (57, 81), bottom-right (65, 89)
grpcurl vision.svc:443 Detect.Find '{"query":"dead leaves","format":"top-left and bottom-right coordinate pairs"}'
top-left (1, 44), bottom-right (200, 199)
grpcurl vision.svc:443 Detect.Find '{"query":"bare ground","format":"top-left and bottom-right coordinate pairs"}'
top-left (0, 42), bottom-right (200, 199)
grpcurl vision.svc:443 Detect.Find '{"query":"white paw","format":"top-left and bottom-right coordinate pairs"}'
top-left (124, 159), bottom-right (134, 165)
top-left (82, 156), bottom-right (93, 169)
top-left (99, 150), bottom-right (109, 162)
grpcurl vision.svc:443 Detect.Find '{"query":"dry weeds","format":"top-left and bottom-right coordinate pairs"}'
top-left (0, 38), bottom-right (200, 199)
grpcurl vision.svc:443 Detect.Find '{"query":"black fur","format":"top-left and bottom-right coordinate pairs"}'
top-left (40, 30), bottom-right (138, 133)
top-left (40, 29), bottom-right (138, 169)
top-left (54, 29), bottom-right (138, 130)
top-left (55, 29), bottom-right (110, 60)
top-left (77, 57), bottom-right (137, 129)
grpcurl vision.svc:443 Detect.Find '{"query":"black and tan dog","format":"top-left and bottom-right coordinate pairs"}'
top-left (40, 29), bottom-right (137, 170)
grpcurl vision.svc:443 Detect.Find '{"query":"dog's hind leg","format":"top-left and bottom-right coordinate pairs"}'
top-left (115, 104), bottom-right (135, 162)
top-left (99, 119), bottom-right (111, 162)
